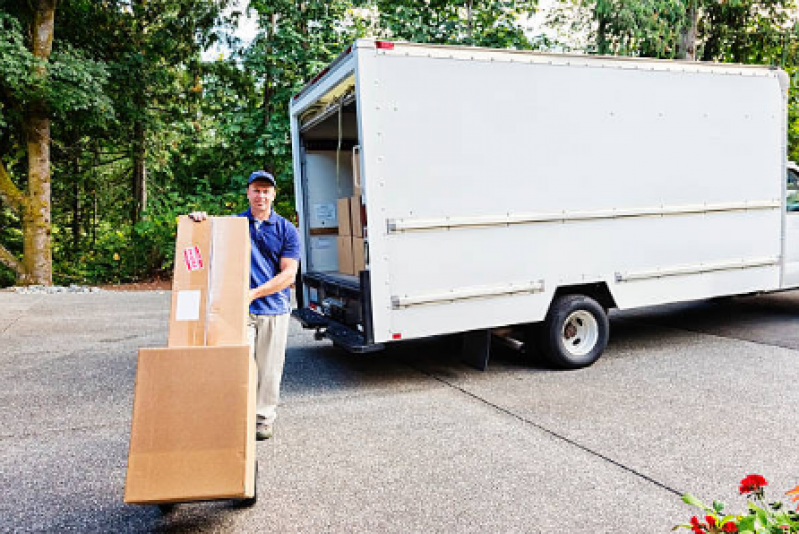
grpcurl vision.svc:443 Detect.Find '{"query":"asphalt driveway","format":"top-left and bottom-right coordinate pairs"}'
top-left (0, 289), bottom-right (797, 533)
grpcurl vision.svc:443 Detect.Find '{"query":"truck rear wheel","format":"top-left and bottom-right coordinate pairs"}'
top-left (540, 295), bottom-right (609, 369)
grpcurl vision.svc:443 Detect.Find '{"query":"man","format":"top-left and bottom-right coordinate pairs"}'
top-left (190, 170), bottom-right (300, 441)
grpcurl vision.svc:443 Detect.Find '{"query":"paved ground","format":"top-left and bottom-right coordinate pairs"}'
top-left (0, 289), bottom-right (797, 533)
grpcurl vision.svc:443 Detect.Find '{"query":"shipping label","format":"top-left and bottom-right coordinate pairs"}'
top-left (183, 246), bottom-right (204, 271)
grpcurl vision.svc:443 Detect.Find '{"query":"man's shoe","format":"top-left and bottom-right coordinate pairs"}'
top-left (256, 423), bottom-right (273, 441)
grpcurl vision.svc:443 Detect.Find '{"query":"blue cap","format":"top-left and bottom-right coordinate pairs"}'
top-left (247, 170), bottom-right (276, 187)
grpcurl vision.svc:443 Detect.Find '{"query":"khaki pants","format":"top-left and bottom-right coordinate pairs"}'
top-left (247, 313), bottom-right (290, 425)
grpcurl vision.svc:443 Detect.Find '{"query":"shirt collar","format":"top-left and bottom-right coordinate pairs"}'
top-left (244, 207), bottom-right (278, 225)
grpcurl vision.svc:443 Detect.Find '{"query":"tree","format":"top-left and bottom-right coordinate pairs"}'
top-left (550, 0), bottom-right (796, 62)
top-left (0, 2), bottom-right (110, 285)
top-left (373, 0), bottom-right (539, 49)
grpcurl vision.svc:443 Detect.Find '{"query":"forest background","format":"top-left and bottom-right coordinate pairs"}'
top-left (1, 0), bottom-right (798, 287)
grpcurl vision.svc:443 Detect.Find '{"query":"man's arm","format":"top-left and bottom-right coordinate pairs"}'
top-left (249, 257), bottom-right (298, 303)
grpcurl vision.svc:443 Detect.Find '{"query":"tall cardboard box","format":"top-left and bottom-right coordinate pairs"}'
top-left (336, 197), bottom-right (351, 236)
top-left (337, 235), bottom-right (355, 275)
top-left (352, 237), bottom-right (366, 274)
top-left (350, 195), bottom-right (364, 238)
top-left (125, 346), bottom-right (256, 503)
top-left (352, 146), bottom-right (363, 197)
top-left (125, 216), bottom-right (256, 505)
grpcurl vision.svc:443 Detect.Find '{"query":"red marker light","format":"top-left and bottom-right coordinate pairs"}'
top-left (376, 41), bottom-right (395, 50)
top-left (392, 333), bottom-right (402, 340)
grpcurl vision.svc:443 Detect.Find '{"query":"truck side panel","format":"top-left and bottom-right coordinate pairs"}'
top-left (362, 49), bottom-right (784, 343)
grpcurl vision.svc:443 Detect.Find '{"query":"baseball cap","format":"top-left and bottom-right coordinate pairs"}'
top-left (247, 170), bottom-right (276, 187)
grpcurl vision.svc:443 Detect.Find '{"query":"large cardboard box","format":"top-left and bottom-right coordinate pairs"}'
top-left (126, 216), bottom-right (255, 504)
top-left (350, 195), bottom-right (364, 238)
top-left (168, 217), bottom-right (250, 347)
top-left (352, 237), bottom-right (366, 274)
top-left (352, 146), bottom-right (362, 197)
top-left (337, 235), bottom-right (354, 275)
top-left (336, 197), bottom-right (351, 236)
top-left (125, 346), bottom-right (256, 504)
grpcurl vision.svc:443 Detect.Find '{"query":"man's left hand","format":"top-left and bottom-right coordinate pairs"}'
top-left (249, 288), bottom-right (260, 303)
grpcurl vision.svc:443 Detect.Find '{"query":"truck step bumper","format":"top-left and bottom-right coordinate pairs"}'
top-left (292, 308), bottom-right (384, 354)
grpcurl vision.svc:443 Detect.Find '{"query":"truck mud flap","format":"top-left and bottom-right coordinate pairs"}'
top-left (292, 308), bottom-right (384, 354)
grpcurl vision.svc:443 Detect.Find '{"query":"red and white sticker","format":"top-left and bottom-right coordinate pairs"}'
top-left (183, 246), bottom-right (204, 271)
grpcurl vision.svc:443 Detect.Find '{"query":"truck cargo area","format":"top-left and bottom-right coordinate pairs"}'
top-left (293, 90), bottom-right (378, 352)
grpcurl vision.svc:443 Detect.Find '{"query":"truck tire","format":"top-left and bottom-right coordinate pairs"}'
top-left (540, 295), bottom-right (609, 369)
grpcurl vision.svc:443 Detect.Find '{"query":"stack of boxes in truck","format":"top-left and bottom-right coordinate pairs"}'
top-left (335, 148), bottom-right (366, 276)
top-left (336, 196), bottom-right (365, 275)
top-left (125, 216), bottom-right (257, 506)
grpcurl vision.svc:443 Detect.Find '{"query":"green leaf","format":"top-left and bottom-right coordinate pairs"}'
top-left (713, 500), bottom-right (726, 513)
top-left (682, 493), bottom-right (713, 512)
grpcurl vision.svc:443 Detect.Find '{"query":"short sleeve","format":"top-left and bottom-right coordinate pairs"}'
top-left (281, 221), bottom-right (301, 260)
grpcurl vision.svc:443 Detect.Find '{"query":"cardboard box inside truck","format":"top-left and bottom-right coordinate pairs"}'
top-left (336, 197), bottom-right (351, 236)
top-left (350, 195), bottom-right (364, 238)
top-left (125, 216), bottom-right (256, 505)
top-left (337, 235), bottom-right (355, 275)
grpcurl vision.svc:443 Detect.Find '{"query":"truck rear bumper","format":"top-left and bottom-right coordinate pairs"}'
top-left (292, 307), bottom-right (384, 354)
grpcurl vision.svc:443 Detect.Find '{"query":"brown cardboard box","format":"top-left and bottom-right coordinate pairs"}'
top-left (352, 237), bottom-right (366, 274)
top-left (336, 197), bottom-right (351, 236)
top-left (352, 146), bottom-right (362, 197)
top-left (168, 216), bottom-right (250, 347)
top-left (126, 216), bottom-right (254, 504)
top-left (124, 346), bottom-right (256, 504)
top-left (337, 235), bottom-right (354, 275)
top-left (350, 195), bottom-right (364, 238)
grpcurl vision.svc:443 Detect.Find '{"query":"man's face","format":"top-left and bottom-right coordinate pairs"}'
top-left (247, 181), bottom-right (276, 211)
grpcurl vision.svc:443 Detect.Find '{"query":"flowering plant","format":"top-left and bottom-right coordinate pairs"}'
top-left (674, 475), bottom-right (799, 533)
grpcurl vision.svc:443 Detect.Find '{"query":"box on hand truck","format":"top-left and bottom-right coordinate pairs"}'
top-left (125, 216), bottom-right (257, 510)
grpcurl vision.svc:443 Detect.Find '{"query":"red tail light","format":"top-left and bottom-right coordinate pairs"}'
top-left (376, 41), bottom-right (394, 50)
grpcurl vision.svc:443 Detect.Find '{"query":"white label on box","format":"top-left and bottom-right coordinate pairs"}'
top-left (175, 290), bottom-right (201, 321)
top-left (314, 203), bottom-right (336, 225)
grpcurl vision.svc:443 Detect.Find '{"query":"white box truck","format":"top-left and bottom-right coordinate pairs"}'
top-left (289, 39), bottom-right (799, 369)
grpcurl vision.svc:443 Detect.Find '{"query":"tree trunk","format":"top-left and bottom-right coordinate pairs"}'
top-left (466, 0), bottom-right (474, 44)
top-left (677, 0), bottom-right (698, 60)
top-left (72, 152), bottom-right (80, 252)
top-left (0, 161), bottom-right (26, 278)
top-left (132, 120), bottom-right (146, 224)
top-left (597, 15), bottom-right (609, 55)
top-left (19, 0), bottom-right (57, 285)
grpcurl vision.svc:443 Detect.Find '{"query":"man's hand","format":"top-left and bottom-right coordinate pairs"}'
top-left (188, 211), bottom-right (208, 222)
top-left (248, 288), bottom-right (260, 303)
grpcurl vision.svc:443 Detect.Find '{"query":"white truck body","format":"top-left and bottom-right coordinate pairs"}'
top-left (289, 39), bottom-right (797, 366)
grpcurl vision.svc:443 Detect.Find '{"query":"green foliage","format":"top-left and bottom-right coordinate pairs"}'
top-left (373, 0), bottom-right (538, 49)
top-left (0, 13), bottom-right (113, 128)
top-left (550, 0), bottom-right (798, 61)
top-left (53, 188), bottom-right (248, 284)
top-left (676, 475), bottom-right (799, 533)
top-left (4, 1), bottom-right (799, 287)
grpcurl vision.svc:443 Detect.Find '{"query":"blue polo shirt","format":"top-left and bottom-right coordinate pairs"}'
top-left (239, 208), bottom-right (300, 315)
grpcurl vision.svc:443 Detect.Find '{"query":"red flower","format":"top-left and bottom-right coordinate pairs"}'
top-left (690, 516), bottom-right (705, 533)
top-left (722, 522), bottom-right (738, 533)
top-left (739, 474), bottom-right (767, 494)
top-left (705, 516), bottom-right (717, 527)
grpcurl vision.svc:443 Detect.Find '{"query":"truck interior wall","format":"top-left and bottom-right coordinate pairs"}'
top-left (362, 53), bottom-right (785, 342)
top-left (302, 151), bottom-right (355, 273)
